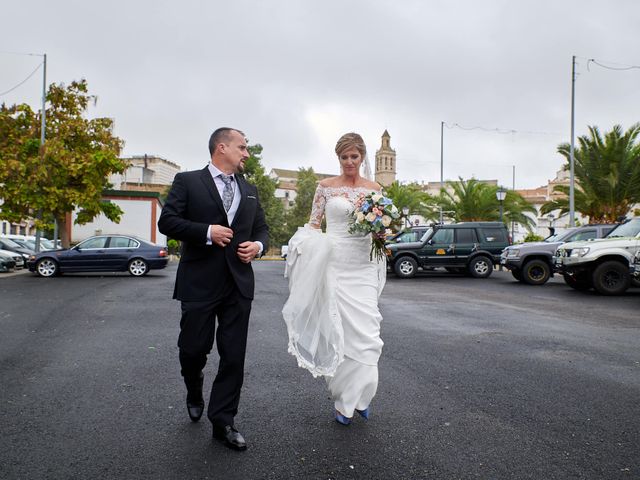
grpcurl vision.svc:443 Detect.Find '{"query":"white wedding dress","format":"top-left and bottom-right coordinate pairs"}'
top-left (282, 185), bottom-right (386, 417)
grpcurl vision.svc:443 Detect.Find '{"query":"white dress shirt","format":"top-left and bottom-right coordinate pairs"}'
top-left (206, 163), bottom-right (263, 255)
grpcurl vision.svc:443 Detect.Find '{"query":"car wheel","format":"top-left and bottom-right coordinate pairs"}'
top-left (522, 259), bottom-right (551, 285)
top-left (394, 256), bottom-right (417, 278)
top-left (592, 261), bottom-right (631, 296)
top-left (562, 273), bottom-right (592, 291)
top-left (468, 256), bottom-right (492, 278)
top-left (128, 258), bottom-right (149, 276)
top-left (36, 258), bottom-right (59, 277)
top-left (511, 268), bottom-right (523, 282)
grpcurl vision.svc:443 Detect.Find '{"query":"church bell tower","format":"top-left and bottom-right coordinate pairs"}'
top-left (375, 130), bottom-right (396, 187)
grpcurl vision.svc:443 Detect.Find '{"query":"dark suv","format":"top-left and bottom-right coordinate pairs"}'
top-left (500, 224), bottom-right (616, 285)
top-left (386, 222), bottom-right (510, 278)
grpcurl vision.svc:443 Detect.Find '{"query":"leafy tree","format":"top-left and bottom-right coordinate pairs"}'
top-left (435, 177), bottom-right (536, 230)
top-left (284, 167), bottom-right (318, 240)
top-left (384, 181), bottom-right (437, 222)
top-left (541, 124), bottom-right (640, 223)
top-left (0, 79), bottom-right (126, 247)
top-left (242, 144), bottom-right (287, 249)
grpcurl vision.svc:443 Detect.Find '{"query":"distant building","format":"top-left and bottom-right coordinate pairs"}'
top-left (109, 154), bottom-right (181, 194)
top-left (269, 168), bottom-right (333, 210)
top-left (375, 130), bottom-right (396, 187)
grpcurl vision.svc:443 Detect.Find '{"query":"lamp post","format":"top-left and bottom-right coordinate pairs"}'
top-left (402, 206), bottom-right (410, 229)
top-left (546, 213), bottom-right (556, 236)
top-left (496, 187), bottom-right (507, 222)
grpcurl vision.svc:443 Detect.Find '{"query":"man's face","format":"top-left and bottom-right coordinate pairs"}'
top-left (219, 130), bottom-right (249, 174)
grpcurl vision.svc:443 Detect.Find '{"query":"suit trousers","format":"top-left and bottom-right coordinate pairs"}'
top-left (178, 280), bottom-right (252, 428)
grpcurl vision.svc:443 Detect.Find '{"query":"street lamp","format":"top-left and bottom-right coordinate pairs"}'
top-left (401, 206), bottom-right (410, 229)
top-left (496, 187), bottom-right (507, 222)
top-left (546, 213), bottom-right (556, 236)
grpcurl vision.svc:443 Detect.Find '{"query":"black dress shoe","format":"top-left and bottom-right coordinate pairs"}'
top-left (212, 425), bottom-right (247, 451)
top-left (184, 372), bottom-right (204, 422)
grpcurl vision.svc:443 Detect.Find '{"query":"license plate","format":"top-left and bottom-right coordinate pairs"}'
top-left (500, 259), bottom-right (506, 265)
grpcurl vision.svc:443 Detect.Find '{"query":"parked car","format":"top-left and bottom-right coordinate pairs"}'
top-left (27, 235), bottom-right (169, 277)
top-left (630, 250), bottom-right (640, 279)
top-left (386, 221), bottom-right (511, 278)
top-left (0, 249), bottom-right (25, 269)
top-left (553, 217), bottom-right (640, 295)
top-left (500, 224), bottom-right (616, 285)
top-left (386, 225), bottom-right (430, 245)
top-left (0, 251), bottom-right (18, 272)
top-left (0, 237), bottom-right (35, 262)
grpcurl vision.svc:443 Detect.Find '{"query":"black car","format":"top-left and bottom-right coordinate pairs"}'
top-left (0, 237), bottom-right (35, 262)
top-left (386, 221), bottom-right (511, 278)
top-left (27, 235), bottom-right (169, 277)
top-left (386, 225), bottom-right (430, 245)
top-left (0, 252), bottom-right (17, 272)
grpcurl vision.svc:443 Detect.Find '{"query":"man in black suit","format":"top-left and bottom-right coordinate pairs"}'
top-left (158, 127), bottom-right (269, 451)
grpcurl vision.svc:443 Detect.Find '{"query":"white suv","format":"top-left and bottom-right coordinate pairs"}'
top-left (554, 218), bottom-right (640, 295)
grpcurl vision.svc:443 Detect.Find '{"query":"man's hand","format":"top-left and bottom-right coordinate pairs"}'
top-left (210, 225), bottom-right (234, 247)
top-left (237, 241), bottom-right (260, 263)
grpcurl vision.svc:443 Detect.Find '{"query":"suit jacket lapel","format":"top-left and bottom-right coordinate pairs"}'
top-left (199, 167), bottom-right (226, 215)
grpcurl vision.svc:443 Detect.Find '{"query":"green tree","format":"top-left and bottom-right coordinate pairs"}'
top-left (0, 79), bottom-right (126, 247)
top-left (242, 144), bottom-right (287, 249)
top-left (384, 181), bottom-right (437, 223)
top-left (436, 177), bottom-right (536, 230)
top-left (541, 124), bottom-right (640, 223)
top-left (284, 167), bottom-right (318, 240)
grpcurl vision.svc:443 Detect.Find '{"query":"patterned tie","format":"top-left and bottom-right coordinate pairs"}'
top-left (219, 174), bottom-right (234, 212)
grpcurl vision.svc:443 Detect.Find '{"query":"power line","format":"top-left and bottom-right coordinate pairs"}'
top-left (444, 122), bottom-right (562, 137)
top-left (0, 51), bottom-right (43, 57)
top-left (0, 61), bottom-right (43, 97)
top-left (586, 58), bottom-right (640, 72)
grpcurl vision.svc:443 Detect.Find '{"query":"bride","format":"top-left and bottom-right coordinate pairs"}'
top-left (282, 132), bottom-right (387, 425)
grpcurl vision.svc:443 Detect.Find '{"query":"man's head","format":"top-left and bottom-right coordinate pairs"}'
top-left (209, 127), bottom-right (249, 174)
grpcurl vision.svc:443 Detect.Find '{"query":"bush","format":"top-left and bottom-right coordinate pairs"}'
top-left (523, 233), bottom-right (545, 242)
top-left (167, 238), bottom-right (180, 255)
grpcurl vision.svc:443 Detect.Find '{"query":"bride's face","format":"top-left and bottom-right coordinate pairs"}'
top-left (338, 147), bottom-right (362, 177)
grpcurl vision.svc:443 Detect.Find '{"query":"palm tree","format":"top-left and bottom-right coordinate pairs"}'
top-left (436, 177), bottom-right (536, 230)
top-left (541, 124), bottom-right (640, 223)
top-left (384, 181), bottom-right (437, 223)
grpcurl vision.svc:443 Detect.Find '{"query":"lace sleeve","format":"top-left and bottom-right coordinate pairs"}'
top-left (308, 185), bottom-right (326, 228)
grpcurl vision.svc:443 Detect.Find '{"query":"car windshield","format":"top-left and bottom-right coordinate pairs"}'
top-left (544, 229), bottom-right (576, 242)
top-left (605, 219), bottom-right (640, 238)
top-left (420, 228), bottom-right (434, 242)
top-left (1, 238), bottom-right (23, 248)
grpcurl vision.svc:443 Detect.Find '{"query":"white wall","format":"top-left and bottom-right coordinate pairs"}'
top-left (71, 199), bottom-right (167, 246)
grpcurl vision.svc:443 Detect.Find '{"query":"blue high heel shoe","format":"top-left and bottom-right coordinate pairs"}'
top-left (356, 408), bottom-right (369, 420)
top-left (335, 410), bottom-right (352, 425)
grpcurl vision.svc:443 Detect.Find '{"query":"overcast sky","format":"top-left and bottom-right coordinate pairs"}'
top-left (2, 0), bottom-right (639, 189)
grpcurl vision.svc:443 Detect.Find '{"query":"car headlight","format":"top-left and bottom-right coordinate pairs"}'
top-left (505, 248), bottom-right (520, 258)
top-left (21, 253), bottom-right (30, 259)
top-left (570, 247), bottom-right (590, 257)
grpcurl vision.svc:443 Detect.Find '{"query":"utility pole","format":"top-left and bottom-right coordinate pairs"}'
top-left (34, 53), bottom-right (47, 252)
top-left (440, 121), bottom-right (444, 223)
top-left (569, 55), bottom-right (576, 227)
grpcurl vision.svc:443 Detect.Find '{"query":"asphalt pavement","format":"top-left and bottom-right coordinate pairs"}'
top-left (0, 262), bottom-right (638, 480)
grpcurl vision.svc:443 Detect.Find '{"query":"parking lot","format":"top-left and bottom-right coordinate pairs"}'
top-left (1, 261), bottom-right (638, 479)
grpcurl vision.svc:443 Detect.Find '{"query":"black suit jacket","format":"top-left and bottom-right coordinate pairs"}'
top-left (158, 167), bottom-right (269, 301)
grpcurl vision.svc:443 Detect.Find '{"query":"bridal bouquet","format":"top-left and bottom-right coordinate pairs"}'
top-left (349, 191), bottom-right (402, 261)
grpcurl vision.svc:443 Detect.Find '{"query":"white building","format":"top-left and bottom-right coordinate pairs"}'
top-left (110, 154), bottom-right (181, 188)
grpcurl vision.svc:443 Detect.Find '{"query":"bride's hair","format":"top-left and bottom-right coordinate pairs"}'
top-left (335, 132), bottom-right (366, 158)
